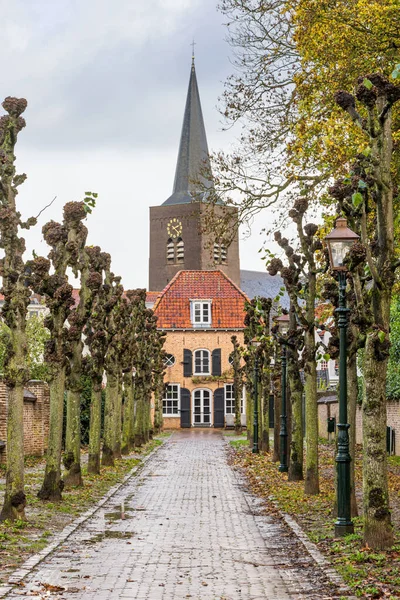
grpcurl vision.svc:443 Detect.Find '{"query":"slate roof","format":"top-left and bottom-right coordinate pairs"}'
top-left (153, 270), bottom-right (249, 329)
top-left (163, 61), bottom-right (221, 206)
top-left (240, 269), bottom-right (290, 309)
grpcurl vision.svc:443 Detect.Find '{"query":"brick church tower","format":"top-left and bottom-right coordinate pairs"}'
top-left (148, 58), bottom-right (240, 291)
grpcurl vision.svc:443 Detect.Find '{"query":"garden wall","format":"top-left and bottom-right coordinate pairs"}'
top-left (0, 379), bottom-right (50, 463)
top-left (318, 393), bottom-right (400, 455)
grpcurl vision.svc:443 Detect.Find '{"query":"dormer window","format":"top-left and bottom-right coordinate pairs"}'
top-left (190, 300), bottom-right (212, 327)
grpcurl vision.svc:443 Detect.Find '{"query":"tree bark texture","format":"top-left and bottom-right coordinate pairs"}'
top-left (304, 328), bottom-right (319, 495)
top-left (63, 389), bottom-right (82, 487)
top-left (347, 345), bottom-right (359, 517)
top-left (0, 387), bottom-right (26, 521)
top-left (363, 330), bottom-right (393, 548)
top-left (88, 386), bottom-right (102, 474)
top-left (121, 373), bottom-right (134, 454)
top-left (102, 373), bottom-right (118, 466)
top-left (287, 345), bottom-right (304, 481)
top-left (38, 368), bottom-right (66, 500)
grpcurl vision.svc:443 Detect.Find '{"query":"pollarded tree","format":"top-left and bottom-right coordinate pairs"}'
top-left (102, 274), bottom-right (124, 466)
top-left (326, 70), bottom-right (400, 545)
top-left (0, 97), bottom-right (38, 521)
top-left (230, 335), bottom-right (243, 435)
top-left (243, 297), bottom-right (274, 452)
top-left (63, 203), bottom-right (102, 487)
top-left (119, 290), bottom-right (140, 455)
top-left (151, 325), bottom-right (167, 436)
top-left (30, 215), bottom-right (75, 501)
top-left (85, 251), bottom-right (112, 474)
top-left (282, 301), bottom-right (304, 482)
top-left (268, 197), bottom-right (323, 494)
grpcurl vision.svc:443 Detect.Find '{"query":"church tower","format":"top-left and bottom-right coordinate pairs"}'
top-left (148, 58), bottom-right (240, 291)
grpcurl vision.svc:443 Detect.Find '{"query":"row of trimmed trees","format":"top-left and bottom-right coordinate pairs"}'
top-left (213, 0), bottom-right (400, 552)
top-left (227, 71), bottom-right (400, 551)
top-left (0, 97), bottom-right (166, 522)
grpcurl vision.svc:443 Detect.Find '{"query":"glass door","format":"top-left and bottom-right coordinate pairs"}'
top-left (193, 389), bottom-right (211, 426)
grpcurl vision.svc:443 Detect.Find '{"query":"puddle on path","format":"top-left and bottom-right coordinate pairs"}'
top-left (85, 531), bottom-right (133, 544)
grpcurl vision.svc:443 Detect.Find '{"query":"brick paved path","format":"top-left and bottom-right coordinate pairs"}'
top-left (5, 431), bottom-right (342, 599)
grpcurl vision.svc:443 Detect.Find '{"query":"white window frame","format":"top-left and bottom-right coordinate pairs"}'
top-left (192, 388), bottom-right (212, 426)
top-left (190, 300), bottom-right (212, 327)
top-left (193, 349), bottom-right (211, 375)
top-left (224, 383), bottom-right (244, 414)
top-left (162, 383), bottom-right (180, 416)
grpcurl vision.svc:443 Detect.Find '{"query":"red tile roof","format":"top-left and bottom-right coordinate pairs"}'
top-left (153, 270), bottom-right (249, 329)
top-left (146, 291), bottom-right (161, 304)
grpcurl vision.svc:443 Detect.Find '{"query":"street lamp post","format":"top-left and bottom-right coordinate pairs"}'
top-left (276, 314), bottom-right (289, 473)
top-left (251, 338), bottom-right (261, 454)
top-left (325, 217), bottom-right (359, 537)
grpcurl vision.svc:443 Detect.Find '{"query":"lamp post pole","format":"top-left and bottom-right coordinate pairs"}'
top-left (335, 270), bottom-right (354, 536)
top-left (279, 341), bottom-right (288, 472)
top-left (252, 352), bottom-right (260, 454)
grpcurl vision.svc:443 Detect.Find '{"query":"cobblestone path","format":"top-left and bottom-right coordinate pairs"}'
top-left (5, 431), bottom-right (343, 599)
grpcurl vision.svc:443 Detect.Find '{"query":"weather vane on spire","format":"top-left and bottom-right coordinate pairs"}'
top-left (191, 39), bottom-right (196, 66)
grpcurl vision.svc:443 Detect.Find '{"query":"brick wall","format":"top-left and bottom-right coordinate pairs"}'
top-left (161, 329), bottom-right (244, 428)
top-left (318, 396), bottom-right (400, 455)
top-left (0, 379), bottom-right (50, 463)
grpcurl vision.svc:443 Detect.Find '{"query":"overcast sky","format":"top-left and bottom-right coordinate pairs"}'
top-left (1, 0), bottom-right (270, 289)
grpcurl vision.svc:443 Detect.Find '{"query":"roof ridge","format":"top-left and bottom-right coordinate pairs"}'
top-left (152, 270), bottom-right (184, 311)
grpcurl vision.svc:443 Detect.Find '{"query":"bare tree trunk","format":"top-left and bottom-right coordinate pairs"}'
top-left (0, 387), bottom-right (26, 521)
top-left (288, 348), bottom-right (303, 481)
top-left (261, 386), bottom-right (269, 452)
top-left (122, 372), bottom-right (134, 454)
top-left (88, 385), bottom-right (102, 474)
top-left (102, 373), bottom-right (118, 466)
top-left (113, 375), bottom-right (122, 458)
top-left (273, 391), bottom-right (280, 462)
top-left (363, 329), bottom-right (393, 548)
top-left (246, 382), bottom-right (253, 444)
top-left (38, 368), bottom-right (66, 499)
top-left (304, 337), bottom-right (319, 495)
top-left (347, 348), bottom-right (358, 517)
top-left (64, 389), bottom-right (82, 487)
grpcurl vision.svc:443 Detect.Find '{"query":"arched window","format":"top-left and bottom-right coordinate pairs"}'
top-left (167, 238), bottom-right (175, 262)
top-left (166, 237), bottom-right (184, 264)
top-left (194, 349), bottom-right (210, 375)
top-left (176, 237), bottom-right (184, 263)
top-left (213, 240), bottom-right (227, 265)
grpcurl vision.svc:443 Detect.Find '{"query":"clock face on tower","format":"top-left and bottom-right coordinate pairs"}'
top-left (167, 218), bottom-right (183, 238)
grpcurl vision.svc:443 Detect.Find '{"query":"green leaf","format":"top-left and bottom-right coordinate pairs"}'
top-left (92, 192), bottom-right (98, 198)
top-left (352, 192), bottom-right (363, 208)
top-left (391, 64), bottom-right (400, 80)
top-left (358, 180), bottom-right (368, 190)
top-left (323, 353), bottom-right (330, 362)
top-left (84, 191), bottom-right (92, 195)
top-left (378, 330), bottom-right (386, 343)
top-left (363, 78), bottom-right (373, 90)
top-left (362, 146), bottom-right (371, 157)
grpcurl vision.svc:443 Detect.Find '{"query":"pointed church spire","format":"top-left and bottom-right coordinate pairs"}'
top-left (163, 57), bottom-right (216, 206)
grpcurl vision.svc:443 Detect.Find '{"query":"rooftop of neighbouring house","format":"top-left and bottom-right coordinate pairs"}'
top-left (146, 291), bottom-right (161, 309)
top-left (153, 270), bottom-right (249, 329)
top-left (240, 269), bottom-right (290, 309)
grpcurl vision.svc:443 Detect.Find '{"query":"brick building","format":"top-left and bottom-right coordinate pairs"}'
top-left (153, 270), bottom-right (248, 428)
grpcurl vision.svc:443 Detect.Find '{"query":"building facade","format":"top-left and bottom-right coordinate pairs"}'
top-left (153, 270), bottom-right (248, 429)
